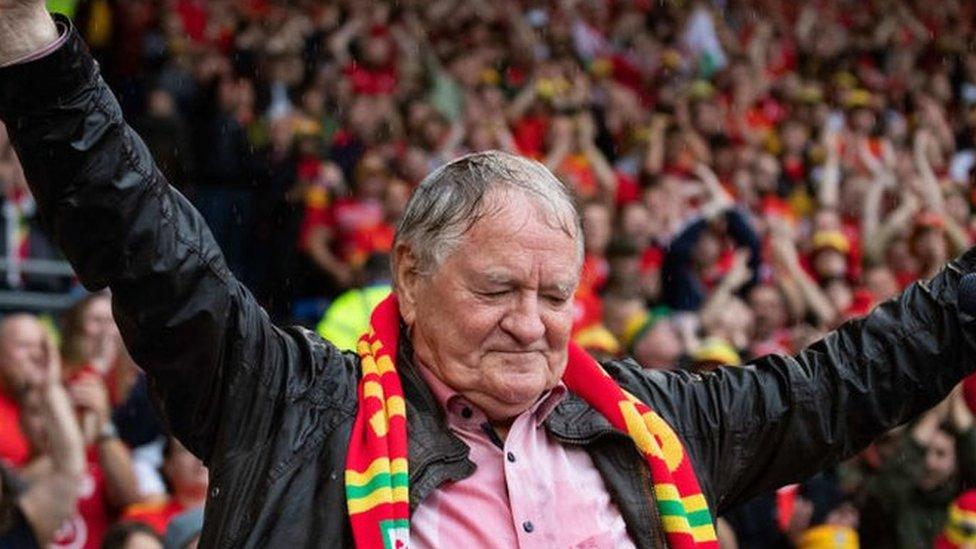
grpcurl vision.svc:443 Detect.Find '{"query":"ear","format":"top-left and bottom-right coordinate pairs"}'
top-left (394, 242), bottom-right (421, 326)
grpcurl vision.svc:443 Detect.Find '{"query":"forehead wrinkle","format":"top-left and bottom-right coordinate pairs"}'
top-left (483, 185), bottom-right (580, 243)
top-left (482, 270), bottom-right (516, 285)
top-left (545, 280), bottom-right (576, 296)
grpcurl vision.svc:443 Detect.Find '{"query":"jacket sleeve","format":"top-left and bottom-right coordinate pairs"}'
top-left (633, 245), bottom-right (976, 514)
top-left (0, 17), bottom-right (341, 464)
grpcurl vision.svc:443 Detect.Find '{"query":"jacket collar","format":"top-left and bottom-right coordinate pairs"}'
top-left (544, 391), bottom-right (619, 443)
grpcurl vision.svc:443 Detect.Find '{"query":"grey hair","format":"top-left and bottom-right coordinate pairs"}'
top-left (394, 150), bottom-right (583, 278)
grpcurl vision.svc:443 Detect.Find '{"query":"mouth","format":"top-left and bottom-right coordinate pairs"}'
top-left (487, 349), bottom-right (545, 356)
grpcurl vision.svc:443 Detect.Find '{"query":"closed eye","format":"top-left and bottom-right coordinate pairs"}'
top-left (479, 290), bottom-right (510, 298)
top-left (544, 294), bottom-right (571, 305)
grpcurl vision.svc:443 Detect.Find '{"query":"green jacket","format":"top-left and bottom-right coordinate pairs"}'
top-left (315, 284), bottom-right (391, 351)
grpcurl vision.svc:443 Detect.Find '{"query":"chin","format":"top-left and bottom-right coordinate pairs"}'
top-left (487, 360), bottom-right (556, 403)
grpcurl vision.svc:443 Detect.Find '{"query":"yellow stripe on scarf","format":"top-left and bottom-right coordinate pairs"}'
top-left (618, 402), bottom-right (684, 472)
top-left (690, 525), bottom-right (719, 543)
top-left (661, 515), bottom-right (694, 535)
top-left (345, 457), bottom-right (409, 486)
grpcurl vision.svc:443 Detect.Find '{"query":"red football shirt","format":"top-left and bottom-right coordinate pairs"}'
top-left (51, 447), bottom-right (112, 549)
top-left (0, 389), bottom-right (29, 468)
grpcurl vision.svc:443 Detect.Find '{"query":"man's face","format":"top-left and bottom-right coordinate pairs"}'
top-left (813, 248), bottom-right (848, 280)
top-left (620, 203), bottom-right (651, 243)
top-left (633, 320), bottom-right (681, 370)
top-left (692, 231), bottom-right (721, 270)
top-left (0, 315), bottom-right (46, 394)
top-left (398, 191), bottom-right (579, 422)
top-left (748, 285), bottom-right (787, 338)
top-left (752, 154), bottom-right (780, 192)
top-left (865, 266), bottom-right (899, 302)
top-left (919, 429), bottom-right (957, 491)
top-left (915, 228), bottom-right (948, 266)
top-left (81, 296), bottom-right (116, 340)
top-left (582, 203), bottom-right (611, 255)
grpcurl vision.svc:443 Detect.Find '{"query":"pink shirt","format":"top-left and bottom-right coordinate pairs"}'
top-left (411, 366), bottom-right (636, 548)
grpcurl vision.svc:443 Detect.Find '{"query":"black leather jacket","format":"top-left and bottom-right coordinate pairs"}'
top-left (3, 18), bottom-right (976, 548)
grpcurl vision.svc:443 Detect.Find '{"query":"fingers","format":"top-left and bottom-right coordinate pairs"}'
top-left (68, 375), bottom-right (108, 414)
top-left (41, 328), bottom-right (61, 386)
top-left (68, 376), bottom-right (105, 399)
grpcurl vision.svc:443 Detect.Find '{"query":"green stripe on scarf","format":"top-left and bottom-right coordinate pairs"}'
top-left (346, 473), bottom-right (410, 500)
top-left (657, 501), bottom-right (714, 528)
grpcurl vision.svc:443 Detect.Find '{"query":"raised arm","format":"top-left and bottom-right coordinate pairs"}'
top-left (627, 245), bottom-right (976, 513)
top-left (770, 230), bottom-right (838, 328)
top-left (0, 12), bottom-right (337, 464)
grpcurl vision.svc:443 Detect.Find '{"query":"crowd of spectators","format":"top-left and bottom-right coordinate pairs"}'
top-left (5, 0), bottom-right (976, 547)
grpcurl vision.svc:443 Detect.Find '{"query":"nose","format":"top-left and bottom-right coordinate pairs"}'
top-left (499, 293), bottom-right (547, 346)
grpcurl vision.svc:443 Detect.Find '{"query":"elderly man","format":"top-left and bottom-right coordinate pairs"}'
top-left (3, 5), bottom-right (976, 548)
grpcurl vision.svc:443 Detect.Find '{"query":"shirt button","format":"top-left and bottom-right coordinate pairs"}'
top-left (460, 407), bottom-right (473, 419)
top-left (211, 486), bottom-right (220, 498)
top-left (523, 521), bottom-right (534, 533)
top-left (507, 452), bottom-right (516, 463)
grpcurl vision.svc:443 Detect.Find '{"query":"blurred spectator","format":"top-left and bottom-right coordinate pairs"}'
top-left (315, 252), bottom-right (392, 351)
top-left (662, 205), bottom-right (761, 312)
top-left (61, 294), bottom-right (166, 499)
top-left (1, 329), bottom-right (84, 547)
top-left (0, 314), bottom-right (46, 468)
top-left (60, 293), bottom-right (120, 378)
top-left (121, 438), bottom-right (206, 536)
top-left (859, 388), bottom-right (976, 548)
top-left (0, 298), bottom-right (142, 549)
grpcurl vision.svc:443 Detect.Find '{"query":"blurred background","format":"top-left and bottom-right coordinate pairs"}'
top-left (5, 0), bottom-right (976, 547)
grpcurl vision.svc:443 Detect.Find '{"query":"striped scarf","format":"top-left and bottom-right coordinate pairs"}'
top-left (345, 294), bottom-right (718, 548)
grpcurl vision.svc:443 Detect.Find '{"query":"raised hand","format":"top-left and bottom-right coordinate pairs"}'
top-left (0, 0), bottom-right (58, 66)
top-left (576, 111), bottom-right (597, 148)
top-left (0, 0), bottom-right (44, 9)
top-left (949, 384), bottom-right (975, 433)
top-left (68, 373), bottom-right (111, 443)
top-left (770, 231), bottom-right (801, 272)
top-left (723, 249), bottom-right (754, 292)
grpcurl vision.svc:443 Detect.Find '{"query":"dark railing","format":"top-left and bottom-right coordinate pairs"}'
top-left (0, 257), bottom-right (80, 312)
